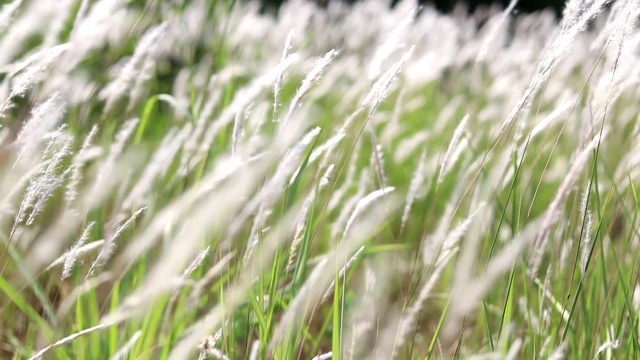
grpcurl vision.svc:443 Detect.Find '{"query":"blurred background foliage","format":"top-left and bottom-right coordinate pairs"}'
top-left (259, 0), bottom-right (568, 17)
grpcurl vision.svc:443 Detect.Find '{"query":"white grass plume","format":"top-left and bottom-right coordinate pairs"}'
top-left (368, 7), bottom-right (416, 80)
top-left (70, 0), bottom-right (91, 34)
top-left (85, 207), bottom-right (146, 281)
top-left (127, 23), bottom-right (170, 111)
top-left (164, 247), bottom-right (211, 330)
top-left (360, 46), bottom-right (415, 191)
top-left (425, 203), bottom-right (486, 270)
top-left (529, 100), bottom-right (574, 140)
top-left (382, 87), bottom-right (406, 145)
top-left (530, 132), bottom-right (605, 277)
top-left (421, 202), bottom-right (455, 265)
top-left (248, 340), bottom-right (260, 360)
top-left (315, 131), bottom-right (346, 167)
top-left (401, 150), bottom-right (426, 232)
top-left (106, 163), bottom-right (268, 325)
top-left (115, 154), bottom-right (263, 274)
top-left (343, 186), bottom-right (395, 237)
top-left (369, 141), bottom-right (387, 188)
top-left (268, 199), bottom-right (397, 352)
top-left (547, 341), bottom-right (567, 360)
top-left (579, 186), bottom-right (593, 279)
top-left (13, 130), bottom-right (73, 234)
top-left (321, 245), bottom-right (365, 301)
top-left (505, 338), bottom-right (524, 360)
top-left (167, 204), bottom-right (304, 360)
top-left (362, 46), bottom-right (415, 112)
top-left (594, 339), bottom-right (619, 359)
top-left (332, 174), bottom-right (369, 237)
top-left (274, 29), bottom-right (294, 121)
top-left (42, 0), bottom-right (74, 48)
top-left (91, 118), bottom-right (138, 197)
top-left (46, 239), bottom-right (105, 273)
top-left (476, 0), bottom-right (518, 64)
top-left (235, 127), bottom-right (321, 258)
top-left (345, 263), bottom-right (380, 359)
top-left (195, 54), bottom-right (299, 164)
top-left (13, 92), bottom-right (67, 165)
top-left (444, 228), bottom-right (531, 342)
top-left (169, 246), bottom-right (209, 298)
top-left (0, 44), bottom-right (69, 118)
top-left (181, 246), bottom-right (209, 280)
top-left (123, 125), bottom-right (189, 209)
top-left (67, 0), bottom-right (131, 57)
top-left (281, 49), bottom-right (339, 128)
top-left (289, 132), bottom-right (344, 185)
top-left (438, 114), bottom-right (468, 185)
top-left (61, 221), bottom-right (95, 280)
top-left (100, 22), bottom-right (169, 112)
top-left (311, 352), bottom-right (333, 360)
top-left (109, 331), bottom-right (142, 360)
top-left (382, 204), bottom-right (485, 355)
top-left (328, 146), bottom-right (362, 215)
top-left (28, 322), bottom-right (115, 360)
top-left (499, 0), bottom-right (612, 134)
top-left (394, 130), bottom-right (429, 162)
top-left (179, 82), bottom-right (220, 175)
top-left (231, 107), bottom-right (244, 156)
top-left (288, 164), bottom-right (334, 270)
top-left (443, 208), bottom-right (544, 343)
top-left (389, 247), bottom-right (457, 354)
top-left (198, 346), bottom-right (229, 360)
top-left (0, 0), bottom-right (23, 33)
top-left (188, 251), bottom-right (236, 306)
top-left (532, 276), bottom-right (570, 325)
top-left (24, 170), bottom-right (125, 272)
top-left (66, 124), bottom-right (99, 208)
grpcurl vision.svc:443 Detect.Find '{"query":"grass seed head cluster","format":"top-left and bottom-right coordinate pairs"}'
top-left (0, 0), bottom-right (640, 358)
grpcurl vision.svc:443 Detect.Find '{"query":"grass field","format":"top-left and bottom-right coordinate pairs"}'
top-left (1, 0), bottom-right (639, 358)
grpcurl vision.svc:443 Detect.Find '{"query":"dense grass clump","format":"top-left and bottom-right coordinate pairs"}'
top-left (1, 0), bottom-right (640, 358)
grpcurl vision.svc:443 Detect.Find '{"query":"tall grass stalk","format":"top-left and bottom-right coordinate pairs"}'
top-left (1, 0), bottom-right (640, 359)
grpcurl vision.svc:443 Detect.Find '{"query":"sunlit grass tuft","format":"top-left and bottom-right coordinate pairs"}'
top-left (1, 0), bottom-right (640, 359)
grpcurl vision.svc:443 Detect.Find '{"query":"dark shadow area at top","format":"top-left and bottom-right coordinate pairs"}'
top-left (259, 0), bottom-right (567, 18)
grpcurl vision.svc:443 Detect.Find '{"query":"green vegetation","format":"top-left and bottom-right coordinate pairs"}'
top-left (0, 0), bottom-right (639, 359)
